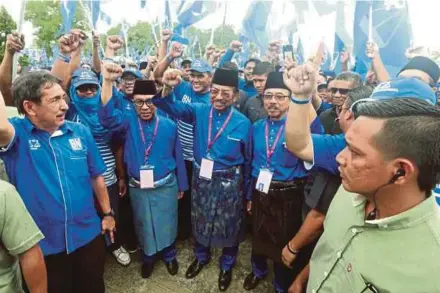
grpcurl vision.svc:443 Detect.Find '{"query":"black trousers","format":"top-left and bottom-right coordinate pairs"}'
top-left (45, 235), bottom-right (106, 293)
top-left (177, 160), bottom-right (193, 240)
top-left (106, 183), bottom-right (121, 251)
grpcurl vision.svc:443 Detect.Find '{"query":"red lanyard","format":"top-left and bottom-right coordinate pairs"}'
top-left (138, 115), bottom-right (159, 163)
top-left (265, 120), bottom-right (284, 166)
top-left (207, 107), bottom-right (233, 153)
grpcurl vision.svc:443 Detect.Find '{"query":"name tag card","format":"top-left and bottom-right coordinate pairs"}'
top-left (256, 169), bottom-right (273, 194)
top-left (140, 166), bottom-right (154, 189)
top-left (200, 158), bottom-right (214, 180)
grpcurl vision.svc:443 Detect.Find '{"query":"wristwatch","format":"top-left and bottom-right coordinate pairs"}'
top-left (103, 209), bottom-right (115, 218)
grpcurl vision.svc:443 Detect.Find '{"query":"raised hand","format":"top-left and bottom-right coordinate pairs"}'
top-left (169, 42), bottom-right (184, 59)
top-left (284, 56), bottom-right (297, 71)
top-left (340, 50), bottom-right (350, 63)
top-left (162, 69), bottom-right (182, 89)
top-left (102, 62), bottom-right (123, 81)
top-left (92, 31), bottom-right (101, 48)
top-left (161, 29), bottom-right (172, 42)
top-left (229, 40), bottom-right (243, 53)
top-left (59, 33), bottom-right (81, 55)
top-left (205, 45), bottom-right (215, 57)
top-left (283, 62), bottom-right (317, 99)
top-left (366, 41), bottom-right (379, 59)
top-left (5, 32), bottom-right (25, 55)
top-left (268, 40), bottom-right (281, 54)
top-left (106, 36), bottom-right (124, 51)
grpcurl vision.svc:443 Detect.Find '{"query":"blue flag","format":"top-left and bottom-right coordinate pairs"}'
top-left (295, 38), bottom-right (304, 65)
top-left (354, 0), bottom-right (411, 78)
top-left (140, 0), bottom-right (147, 9)
top-left (174, 1), bottom-right (214, 35)
top-left (333, 33), bottom-right (345, 74)
top-left (59, 0), bottom-right (77, 33)
top-left (165, 0), bottom-right (172, 28)
top-left (240, 0), bottom-right (273, 54)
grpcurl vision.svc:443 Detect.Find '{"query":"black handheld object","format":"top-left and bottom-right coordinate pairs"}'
top-left (282, 44), bottom-right (295, 61)
top-left (389, 169), bottom-right (405, 184)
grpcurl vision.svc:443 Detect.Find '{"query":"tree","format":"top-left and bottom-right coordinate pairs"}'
top-left (0, 6), bottom-right (17, 62)
top-left (25, 0), bottom-right (91, 57)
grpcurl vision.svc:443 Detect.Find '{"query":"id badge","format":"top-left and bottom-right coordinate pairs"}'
top-left (140, 165), bottom-right (154, 189)
top-left (256, 168), bottom-right (273, 194)
top-left (200, 158), bottom-right (214, 180)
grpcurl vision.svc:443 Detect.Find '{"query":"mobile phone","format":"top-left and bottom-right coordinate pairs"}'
top-left (282, 44), bottom-right (294, 60)
top-left (104, 232), bottom-right (112, 247)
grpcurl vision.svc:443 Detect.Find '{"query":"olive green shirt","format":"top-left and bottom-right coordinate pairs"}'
top-left (307, 187), bottom-right (440, 293)
top-left (0, 181), bottom-right (44, 293)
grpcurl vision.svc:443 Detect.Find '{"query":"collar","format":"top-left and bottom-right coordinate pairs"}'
top-left (364, 196), bottom-right (437, 229)
top-left (267, 115), bottom-right (287, 125)
top-left (23, 116), bottom-right (73, 134)
top-left (213, 105), bottom-right (233, 117)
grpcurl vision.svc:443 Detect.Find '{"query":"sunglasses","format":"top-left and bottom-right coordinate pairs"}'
top-left (133, 99), bottom-right (153, 107)
top-left (76, 85), bottom-right (98, 94)
top-left (331, 88), bottom-right (349, 95)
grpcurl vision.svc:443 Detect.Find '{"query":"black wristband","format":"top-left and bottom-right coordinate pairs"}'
top-left (287, 242), bottom-right (299, 255)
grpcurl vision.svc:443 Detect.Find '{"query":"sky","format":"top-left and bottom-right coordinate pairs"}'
top-left (1, 0), bottom-right (439, 59)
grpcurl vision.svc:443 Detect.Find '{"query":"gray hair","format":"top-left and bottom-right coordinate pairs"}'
top-left (336, 71), bottom-right (363, 88)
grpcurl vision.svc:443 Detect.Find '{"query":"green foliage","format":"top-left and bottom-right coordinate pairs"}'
top-left (18, 54), bottom-right (30, 67)
top-left (25, 0), bottom-right (91, 57)
top-left (0, 5), bottom-right (17, 62)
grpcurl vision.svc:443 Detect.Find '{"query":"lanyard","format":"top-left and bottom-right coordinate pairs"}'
top-left (265, 120), bottom-right (284, 166)
top-left (138, 115), bottom-right (159, 163)
top-left (207, 107), bottom-right (233, 153)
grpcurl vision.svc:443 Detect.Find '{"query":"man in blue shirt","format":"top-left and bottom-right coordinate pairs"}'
top-left (0, 71), bottom-right (115, 293)
top-left (154, 43), bottom-right (212, 241)
top-left (218, 40), bottom-right (261, 97)
top-left (153, 68), bottom-right (252, 292)
top-left (243, 72), bottom-right (323, 293)
top-left (99, 65), bottom-right (189, 279)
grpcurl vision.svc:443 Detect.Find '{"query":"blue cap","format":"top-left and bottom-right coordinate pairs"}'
top-left (72, 68), bottom-right (100, 89)
top-left (122, 68), bottom-right (142, 79)
top-left (190, 59), bottom-right (212, 74)
top-left (351, 77), bottom-right (437, 111)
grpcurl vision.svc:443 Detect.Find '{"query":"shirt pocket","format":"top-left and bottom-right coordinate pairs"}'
top-left (280, 142), bottom-right (297, 168)
top-left (220, 135), bottom-right (242, 161)
top-left (69, 152), bottom-right (89, 178)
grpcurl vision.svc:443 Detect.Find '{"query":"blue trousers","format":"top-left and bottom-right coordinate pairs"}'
top-left (194, 241), bottom-right (238, 271)
top-left (143, 243), bottom-right (177, 264)
top-left (252, 253), bottom-right (294, 292)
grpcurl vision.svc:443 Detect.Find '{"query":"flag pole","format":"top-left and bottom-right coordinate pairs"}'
top-left (12, 0), bottom-right (26, 80)
top-left (368, 2), bottom-right (373, 42)
top-left (220, 2), bottom-right (228, 45)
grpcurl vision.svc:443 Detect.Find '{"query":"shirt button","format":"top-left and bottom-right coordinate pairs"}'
top-left (324, 271), bottom-right (328, 277)
top-left (337, 251), bottom-right (342, 258)
top-left (351, 228), bottom-right (358, 234)
top-left (312, 290), bottom-right (316, 293)
top-left (382, 224), bottom-right (388, 229)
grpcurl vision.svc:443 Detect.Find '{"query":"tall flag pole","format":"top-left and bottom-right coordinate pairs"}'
top-left (13, 0), bottom-right (26, 80)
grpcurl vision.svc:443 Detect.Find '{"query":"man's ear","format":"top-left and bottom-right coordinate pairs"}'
top-left (22, 101), bottom-right (36, 117)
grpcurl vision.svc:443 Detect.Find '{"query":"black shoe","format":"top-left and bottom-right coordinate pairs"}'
top-left (165, 259), bottom-right (179, 276)
top-left (141, 262), bottom-right (154, 279)
top-left (185, 259), bottom-right (208, 279)
top-left (243, 272), bottom-right (264, 290)
top-left (218, 270), bottom-right (233, 292)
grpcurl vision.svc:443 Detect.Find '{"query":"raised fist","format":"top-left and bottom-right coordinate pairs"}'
top-left (59, 33), bottom-right (80, 55)
top-left (212, 49), bottom-right (222, 58)
top-left (162, 69), bottom-right (182, 89)
top-left (5, 32), bottom-right (25, 55)
top-left (161, 29), bottom-right (172, 42)
top-left (205, 45), bottom-right (215, 57)
top-left (106, 36), bottom-right (124, 51)
top-left (229, 40), bottom-right (243, 53)
top-left (340, 51), bottom-right (350, 63)
top-left (366, 41), bottom-right (379, 59)
top-left (92, 31), bottom-right (101, 48)
top-left (102, 62), bottom-right (123, 81)
top-left (169, 42), bottom-right (183, 59)
top-left (283, 62), bottom-right (318, 99)
top-left (268, 40), bottom-right (281, 53)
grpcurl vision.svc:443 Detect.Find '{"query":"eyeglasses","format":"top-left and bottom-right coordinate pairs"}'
top-left (133, 99), bottom-right (153, 107)
top-left (331, 88), bottom-right (349, 95)
top-left (263, 94), bottom-right (289, 102)
top-left (76, 85), bottom-right (98, 94)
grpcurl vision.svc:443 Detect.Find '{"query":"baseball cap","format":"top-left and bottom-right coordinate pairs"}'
top-left (350, 77), bottom-right (437, 111)
top-left (122, 68), bottom-right (143, 79)
top-left (190, 59), bottom-right (212, 74)
top-left (72, 68), bottom-right (100, 89)
top-left (399, 56), bottom-right (440, 85)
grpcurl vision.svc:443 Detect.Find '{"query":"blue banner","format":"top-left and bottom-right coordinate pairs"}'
top-left (59, 0), bottom-right (77, 33)
top-left (240, 0), bottom-right (273, 54)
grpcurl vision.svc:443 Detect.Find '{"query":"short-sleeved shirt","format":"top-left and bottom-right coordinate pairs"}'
top-left (0, 117), bottom-right (105, 255)
top-left (0, 181), bottom-right (44, 293)
top-left (307, 187), bottom-right (440, 293)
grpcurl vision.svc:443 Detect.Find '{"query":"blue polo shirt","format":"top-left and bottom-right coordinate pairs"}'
top-left (0, 117), bottom-right (106, 255)
top-left (304, 134), bottom-right (346, 175)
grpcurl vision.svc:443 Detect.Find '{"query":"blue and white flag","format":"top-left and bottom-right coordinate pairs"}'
top-left (59, 0), bottom-right (77, 33)
top-left (240, 0), bottom-right (273, 54)
top-left (174, 1), bottom-right (215, 35)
